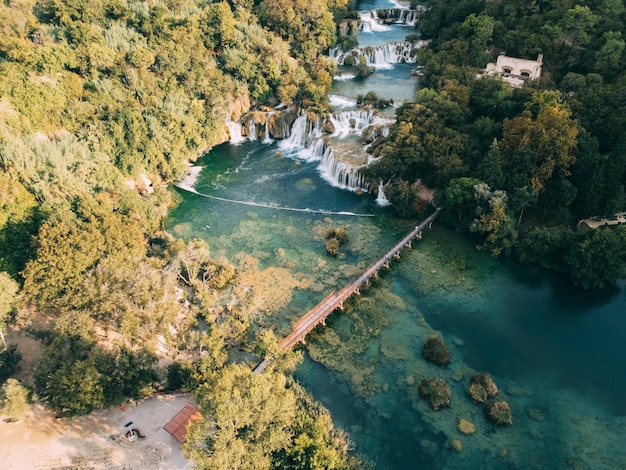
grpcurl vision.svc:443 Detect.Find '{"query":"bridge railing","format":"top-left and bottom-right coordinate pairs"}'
top-left (253, 208), bottom-right (440, 373)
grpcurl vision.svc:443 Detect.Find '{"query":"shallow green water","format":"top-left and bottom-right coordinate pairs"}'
top-left (168, 142), bottom-right (626, 470)
top-left (167, 2), bottom-right (626, 467)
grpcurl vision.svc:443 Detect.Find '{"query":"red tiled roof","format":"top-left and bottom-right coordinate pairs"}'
top-left (163, 403), bottom-right (201, 444)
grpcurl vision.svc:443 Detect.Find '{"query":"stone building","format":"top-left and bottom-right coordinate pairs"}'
top-left (485, 54), bottom-right (543, 87)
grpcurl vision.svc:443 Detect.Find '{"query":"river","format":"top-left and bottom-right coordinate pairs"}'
top-left (167, 1), bottom-right (626, 468)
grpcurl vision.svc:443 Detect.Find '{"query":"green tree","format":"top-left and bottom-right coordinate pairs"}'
top-left (0, 378), bottom-right (30, 421)
top-left (0, 345), bottom-right (21, 383)
top-left (0, 272), bottom-right (19, 349)
top-left (470, 190), bottom-right (516, 256)
top-left (564, 226), bottom-right (626, 288)
top-left (475, 139), bottom-right (505, 190)
top-left (185, 365), bottom-right (297, 470)
top-left (558, 5), bottom-right (599, 48)
top-left (501, 94), bottom-right (579, 195)
top-left (437, 177), bottom-right (483, 230)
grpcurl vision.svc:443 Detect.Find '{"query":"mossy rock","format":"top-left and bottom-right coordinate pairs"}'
top-left (418, 377), bottom-right (451, 410)
top-left (469, 373), bottom-right (498, 403)
top-left (422, 335), bottom-right (451, 366)
top-left (488, 401), bottom-right (512, 425)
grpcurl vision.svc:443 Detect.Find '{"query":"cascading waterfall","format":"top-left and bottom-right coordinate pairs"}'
top-left (376, 179), bottom-right (391, 207)
top-left (329, 41), bottom-right (424, 69)
top-left (319, 147), bottom-right (369, 192)
top-left (360, 9), bottom-right (422, 30)
top-left (328, 109), bottom-right (394, 139)
top-left (329, 109), bottom-right (376, 138)
top-left (263, 115), bottom-right (273, 144)
top-left (280, 114), bottom-right (326, 162)
top-left (247, 118), bottom-right (257, 141)
top-left (226, 121), bottom-right (245, 144)
top-left (277, 112), bottom-right (372, 192)
top-left (359, 10), bottom-right (391, 32)
top-left (329, 94), bottom-right (358, 108)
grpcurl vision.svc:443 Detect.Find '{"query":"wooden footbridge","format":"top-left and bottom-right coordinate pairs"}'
top-left (252, 209), bottom-right (440, 374)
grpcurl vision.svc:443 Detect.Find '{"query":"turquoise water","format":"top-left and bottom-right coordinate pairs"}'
top-left (168, 144), bottom-right (626, 469)
top-left (166, 2), bottom-right (626, 468)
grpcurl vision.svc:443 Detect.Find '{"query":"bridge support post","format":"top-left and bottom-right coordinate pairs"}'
top-left (416, 231), bottom-right (422, 239)
top-left (321, 318), bottom-right (326, 326)
top-left (428, 222), bottom-right (432, 229)
top-left (406, 241), bottom-right (412, 248)
top-left (394, 253), bottom-right (400, 259)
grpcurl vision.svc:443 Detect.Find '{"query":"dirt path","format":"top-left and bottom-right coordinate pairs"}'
top-left (0, 394), bottom-right (194, 469)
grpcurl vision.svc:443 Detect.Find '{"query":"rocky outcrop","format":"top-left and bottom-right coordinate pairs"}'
top-left (268, 107), bottom-right (299, 139)
top-left (230, 94), bottom-right (251, 123)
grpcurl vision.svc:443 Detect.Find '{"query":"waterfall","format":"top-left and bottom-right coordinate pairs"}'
top-left (330, 41), bottom-right (424, 69)
top-left (263, 115), bottom-right (273, 144)
top-left (359, 11), bottom-right (391, 32)
top-left (376, 179), bottom-right (391, 207)
top-left (374, 8), bottom-right (423, 26)
top-left (247, 118), bottom-right (257, 141)
top-left (278, 112), bottom-right (369, 191)
top-left (329, 94), bottom-right (358, 108)
top-left (319, 148), bottom-right (369, 192)
top-left (279, 114), bottom-right (325, 162)
top-left (329, 109), bottom-right (376, 138)
top-left (226, 121), bottom-right (245, 144)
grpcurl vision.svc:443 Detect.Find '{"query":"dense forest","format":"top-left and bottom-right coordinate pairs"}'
top-left (1, 0), bottom-right (625, 467)
top-left (364, 0), bottom-right (626, 288)
top-left (0, 0), bottom-right (364, 468)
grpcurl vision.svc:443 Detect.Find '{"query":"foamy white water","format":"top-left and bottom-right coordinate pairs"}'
top-left (329, 94), bottom-right (358, 108)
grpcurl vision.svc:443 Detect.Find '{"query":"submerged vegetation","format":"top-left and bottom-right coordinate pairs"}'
top-left (422, 334), bottom-right (451, 366)
top-left (325, 226), bottom-right (349, 256)
top-left (468, 372), bottom-right (498, 403)
top-left (418, 377), bottom-right (452, 410)
top-left (488, 400), bottom-right (513, 426)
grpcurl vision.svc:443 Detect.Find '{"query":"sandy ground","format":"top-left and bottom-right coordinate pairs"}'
top-left (0, 394), bottom-right (195, 470)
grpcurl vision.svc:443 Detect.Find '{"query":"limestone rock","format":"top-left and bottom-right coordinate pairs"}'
top-left (457, 418), bottom-right (476, 435)
top-left (451, 439), bottom-right (463, 452)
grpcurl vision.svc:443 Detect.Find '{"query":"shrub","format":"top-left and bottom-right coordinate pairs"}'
top-left (0, 378), bottom-right (30, 421)
top-left (0, 346), bottom-right (21, 383)
top-left (326, 227), bottom-right (349, 245)
top-left (325, 227), bottom-right (348, 256)
top-left (468, 373), bottom-right (498, 403)
top-left (363, 90), bottom-right (379, 103)
top-left (422, 335), bottom-right (451, 366)
top-left (488, 400), bottom-right (512, 425)
top-left (418, 378), bottom-right (451, 410)
top-left (326, 238), bottom-right (340, 256)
